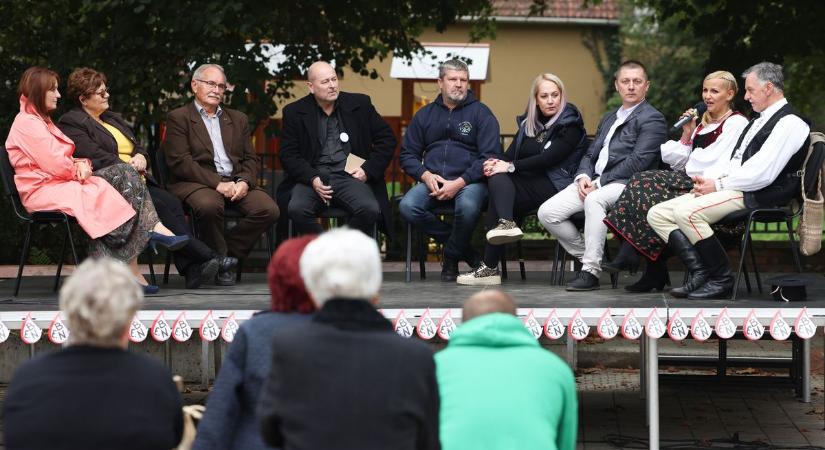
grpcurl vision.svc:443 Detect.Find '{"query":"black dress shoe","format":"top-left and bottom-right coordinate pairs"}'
top-left (602, 241), bottom-right (641, 274)
top-left (216, 256), bottom-right (239, 274)
top-left (183, 258), bottom-right (220, 289)
top-left (625, 258), bottom-right (667, 293)
top-left (215, 270), bottom-right (236, 287)
top-left (441, 256), bottom-right (459, 282)
top-left (566, 271), bottom-right (600, 291)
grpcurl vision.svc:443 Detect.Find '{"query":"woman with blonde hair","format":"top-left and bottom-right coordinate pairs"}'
top-left (602, 70), bottom-right (748, 294)
top-left (458, 73), bottom-right (588, 285)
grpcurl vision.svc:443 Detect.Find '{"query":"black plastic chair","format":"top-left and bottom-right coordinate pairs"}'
top-left (287, 205), bottom-right (379, 240)
top-left (152, 146), bottom-right (275, 283)
top-left (548, 211), bottom-right (619, 288)
top-left (0, 145), bottom-right (79, 296)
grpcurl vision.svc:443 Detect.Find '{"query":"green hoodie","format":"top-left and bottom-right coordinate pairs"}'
top-left (435, 313), bottom-right (577, 450)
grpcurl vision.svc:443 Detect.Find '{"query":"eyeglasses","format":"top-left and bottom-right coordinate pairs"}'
top-left (92, 88), bottom-right (109, 97)
top-left (195, 79), bottom-right (228, 91)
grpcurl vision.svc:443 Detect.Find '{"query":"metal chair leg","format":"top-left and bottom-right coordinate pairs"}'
top-left (14, 223), bottom-right (32, 297)
top-left (732, 219), bottom-right (753, 301)
top-left (517, 240), bottom-right (526, 280)
top-left (785, 217), bottom-right (803, 272)
top-left (405, 222), bottom-right (412, 283)
top-left (747, 233), bottom-right (762, 293)
top-left (53, 224), bottom-right (69, 292)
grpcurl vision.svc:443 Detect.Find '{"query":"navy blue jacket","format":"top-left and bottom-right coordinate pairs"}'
top-left (399, 91), bottom-right (501, 184)
top-left (506, 103), bottom-right (588, 192)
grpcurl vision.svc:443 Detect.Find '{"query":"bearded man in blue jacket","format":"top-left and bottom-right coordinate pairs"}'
top-left (399, 59), bottom-right (502, 281)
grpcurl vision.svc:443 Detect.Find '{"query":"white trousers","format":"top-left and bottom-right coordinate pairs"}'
top-left (537, 181), bottom-right (625, 275)
top-left (647, 191), bottom-right (746, 244)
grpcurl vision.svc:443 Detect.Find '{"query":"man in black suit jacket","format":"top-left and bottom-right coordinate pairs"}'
top-left (257, 229), bottom-right (439, 450)
top-left (537, 60), bottom-right (667, 291)
top-left (278, 61), bottom-right (397, 236)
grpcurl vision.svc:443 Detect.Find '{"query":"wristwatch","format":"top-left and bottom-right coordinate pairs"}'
top-left (507, 163), bottom-right (515, 173)
top-left (234, 176), bottom-right (249, 185)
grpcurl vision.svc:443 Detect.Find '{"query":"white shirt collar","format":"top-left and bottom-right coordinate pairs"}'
top-left (194, 100), bottom-right (223, 118)
top-left (756, 97), bottom-right (787, 122)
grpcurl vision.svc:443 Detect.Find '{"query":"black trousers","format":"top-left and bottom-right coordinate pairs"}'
top-left (287, 171), bottom-right (379, 236)
top-left (148, 185), bottom-right (215, 274)
top-left (483, 172), bottom-right (557, 268)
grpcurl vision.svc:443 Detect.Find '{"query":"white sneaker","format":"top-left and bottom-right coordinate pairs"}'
top-left (456, 263), bottom-right (502, 285)
top-left (486, 219), bottom-right (523, 245)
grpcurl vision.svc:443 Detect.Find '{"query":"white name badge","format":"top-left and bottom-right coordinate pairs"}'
top-left (523, 310), bottom-right (542, 340)
top-left (567, 309), bottom-right (590, 341)
top-left (199, 310), bottom-right (220, 342)
top-left (172, 312), bottom-right (193, 342)
top-left (48, 313), bottom-right (70, 345)
top-left (339, 132), bottom-right (349, 143)
top-left (543, 309), bottom-right (565, 340)
top-left (416, 308), bottom-right (437, 340)
top-left (437, 310), bottom-right (457, 340)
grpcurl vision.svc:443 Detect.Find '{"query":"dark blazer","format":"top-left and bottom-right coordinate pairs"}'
top-left (277, 92), bottom-right (397, 233)
top-left (257, 299), bottom-right (440, 450)
top-left (3, 345), bottom-right (183, 450)
top-left (577, 100), bottom-right (667, 186)
top-left (58, 108), bottom-right (148, 171)
top-left (163, 103), bottom-right (260, 201)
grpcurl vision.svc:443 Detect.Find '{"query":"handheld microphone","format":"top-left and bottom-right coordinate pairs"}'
top-left (671, 101), bottom-right (707, 132)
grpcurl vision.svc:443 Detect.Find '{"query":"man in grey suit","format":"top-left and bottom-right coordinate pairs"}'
top-left (537, 60), bottom-right (667, 291)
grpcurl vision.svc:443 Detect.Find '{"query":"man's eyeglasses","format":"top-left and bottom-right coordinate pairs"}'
top-left (196, 79), bottom-right (228, 91)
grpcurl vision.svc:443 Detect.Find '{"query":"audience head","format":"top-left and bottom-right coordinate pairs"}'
top-left (307, 61), bottom-right (339, 106)
top-left (66, 67), bottom-right (110, 117)
top-left (462, 290), bottom-right (517, 323)
top-left (268, 235), bottom-right (318, 313)
top-left (700, 71), bottom-right (738, 124)
top-left (437, 59), bottom-right (470, 107)
top-left (524, 73), bottom-right (568, 137)
top-left (742, 62), bottom-right (785, 113)
top-left (299, 228), bottom-right (382, 307)
top-left (18, 67), bottom-right (60, 118)
top-left (613, 60), bottom-right (649, 108)
top-left (190, 63), bottom-right (227, 113)
top-left (60, 257), bottom-right (142, 348)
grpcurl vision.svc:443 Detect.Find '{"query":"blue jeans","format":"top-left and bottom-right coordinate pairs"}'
top-left (399, 182), bottom-right (487, 260)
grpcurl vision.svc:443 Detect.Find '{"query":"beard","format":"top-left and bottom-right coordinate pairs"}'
top-left (446, 90), bottom-right (467, 103)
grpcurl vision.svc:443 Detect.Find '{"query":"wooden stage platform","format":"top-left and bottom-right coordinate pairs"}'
top-left (1, 264), bottom-right (822, 313)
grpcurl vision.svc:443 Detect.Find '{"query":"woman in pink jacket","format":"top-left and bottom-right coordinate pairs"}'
top-left (5, 67), bottom-right (188, 293)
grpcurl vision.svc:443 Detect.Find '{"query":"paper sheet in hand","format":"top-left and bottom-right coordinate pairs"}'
top-left (345, 153), bottom-right (365, 172)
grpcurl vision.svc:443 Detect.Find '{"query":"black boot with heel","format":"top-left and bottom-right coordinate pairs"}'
top-left (667, 230), bottom-right (710, 298)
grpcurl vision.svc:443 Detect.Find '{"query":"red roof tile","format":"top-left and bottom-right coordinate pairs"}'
top-left (492, 0), bottom-right (619, 20)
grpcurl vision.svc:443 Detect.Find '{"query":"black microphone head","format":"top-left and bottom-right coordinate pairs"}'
top-left (695, 101), bottom-right (708, 117)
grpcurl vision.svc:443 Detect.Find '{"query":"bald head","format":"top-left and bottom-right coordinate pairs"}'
top-left (307, 61), bottom-right (339, 106)
top-left (462, 290), bottom-right (517, 322)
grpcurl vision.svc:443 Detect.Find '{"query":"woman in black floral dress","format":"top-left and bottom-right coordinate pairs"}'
top-left (602, 71), bottom-right (748, 293)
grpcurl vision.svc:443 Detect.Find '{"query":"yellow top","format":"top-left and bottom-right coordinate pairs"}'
top-left (101, 122), bottom-right (135, 163)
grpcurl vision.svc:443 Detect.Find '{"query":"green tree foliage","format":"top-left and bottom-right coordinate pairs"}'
top-left (0, 0), bottom-right (496, 264)
top-left (638, 0), bottom-right (825, 129)
top-left (602, 2), bottom-right (709, 127)
top-left (0, 0), bottom-right (495, 134)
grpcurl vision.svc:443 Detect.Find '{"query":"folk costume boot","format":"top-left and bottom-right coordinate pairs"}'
top-left (667, 230), bottom-right (710, 298)
top-left (602, 240), bottom-right (641, 273)
top-left (624, 257), bottom-right (667, 293)
top-left (687, 235), bottom-right (734, 300)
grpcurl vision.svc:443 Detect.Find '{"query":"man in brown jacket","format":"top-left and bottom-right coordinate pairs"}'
top-left (163, 63), bottom-right (279, 285)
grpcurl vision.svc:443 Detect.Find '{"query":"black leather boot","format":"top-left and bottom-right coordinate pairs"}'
top-left (602, 240), bottom-right (641, 274)
top-left (688, 235), bottom-right (734, 300)
top-left (667, 230), bottom-right (710, 298)
top-left (625, 257), bottom-right (667, 292)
